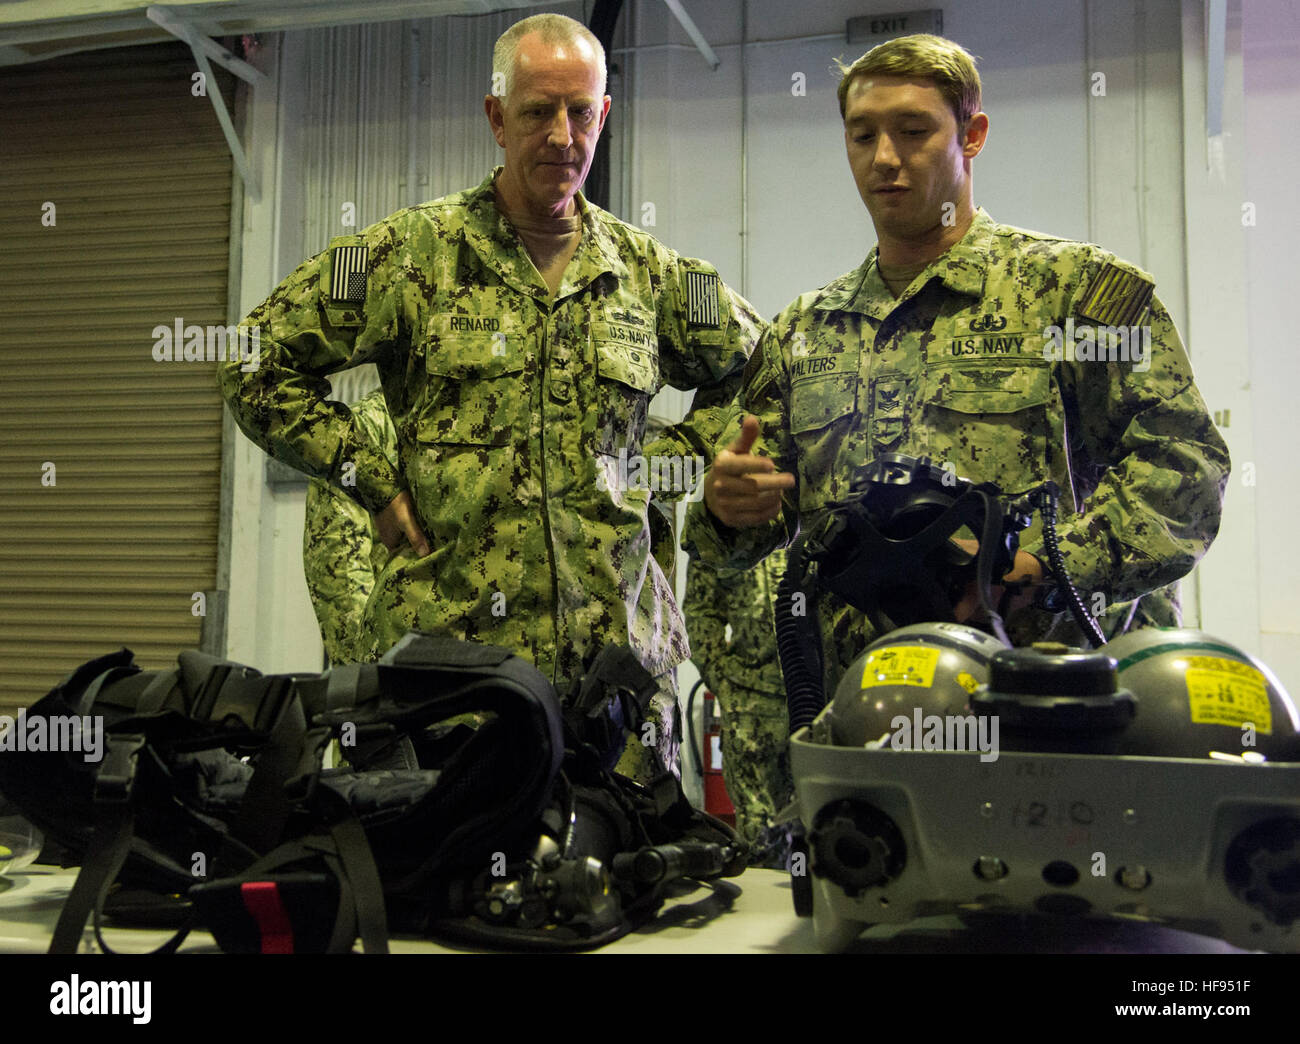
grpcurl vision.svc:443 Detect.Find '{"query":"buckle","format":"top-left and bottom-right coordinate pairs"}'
top-left (94, 734), bottom-right (146, 803)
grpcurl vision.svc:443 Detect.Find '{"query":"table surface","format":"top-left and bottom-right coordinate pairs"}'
top-left (0, 864), bottom-right (1253, 954)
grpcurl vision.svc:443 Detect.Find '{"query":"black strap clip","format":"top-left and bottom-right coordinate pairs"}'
top-left (283, 726), bottom-right (333, 803)
top-left (94, 733), bottom-right (146, 803)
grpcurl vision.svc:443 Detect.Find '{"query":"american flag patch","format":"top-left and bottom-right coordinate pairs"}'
top-left (330, 245), bottom-right (369, 304)
top-left (685, 270), bottom-right (721, 328)
top-left (1077, 263), bottom-right (1154, 327)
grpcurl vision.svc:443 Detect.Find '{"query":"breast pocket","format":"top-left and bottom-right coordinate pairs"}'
top-left (920, 361), bottom-right (1054, 491)
top-left (592, 335), bottom-right (659, 458)
top-left (789, 370), bottom-right (862, 511)
top-left (420, 333), bottom-right (525, 448)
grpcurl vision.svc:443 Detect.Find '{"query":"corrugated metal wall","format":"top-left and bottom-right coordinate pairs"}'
top-left (0, 42), bottom-right (232, 713)
top-left (279, 5), bottom-right (588, 269)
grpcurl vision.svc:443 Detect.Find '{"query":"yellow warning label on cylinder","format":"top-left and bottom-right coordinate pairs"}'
top-left (1185, 656), bottom-right (1272, 734)
top-left (956, 671), bottom-right (980, 695)
top-left (861, 646), bottom-right (941, 688)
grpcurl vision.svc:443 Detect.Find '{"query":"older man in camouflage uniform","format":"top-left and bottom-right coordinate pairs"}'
top-left (219, 14), bottom-right (764, 782)
top-left (688, 34), bottom-right (1229, 693)
top-left (302, 389), bottom-right (397, 666)
top-left (682, 545), bottom-right (793, 859)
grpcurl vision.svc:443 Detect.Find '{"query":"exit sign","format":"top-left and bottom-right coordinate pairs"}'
top-left (847, 10), bottom-right (944, 43)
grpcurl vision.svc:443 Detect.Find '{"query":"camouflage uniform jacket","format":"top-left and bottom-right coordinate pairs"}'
top-left (302, 390), bottom-right (398, 665)
top-left (219, 169), bottom-right (764, 687)
top-left (683, 547), bottom-right (788, 700)
top-left (685, 209), bottom-right (1230, 681)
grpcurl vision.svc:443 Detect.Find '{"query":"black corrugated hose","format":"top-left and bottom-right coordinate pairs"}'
top-left (1031, 482), bottom-right (1107, 648)
top-left (776, 544), bottom-right (827, 733)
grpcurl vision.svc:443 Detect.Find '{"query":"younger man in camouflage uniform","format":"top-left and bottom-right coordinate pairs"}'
top-left (682, 544), bottom-right (793, 861)
top-left (689, 34), bottom-right (1229, 693)
top-left (219, 14), bottom-right (764, 782)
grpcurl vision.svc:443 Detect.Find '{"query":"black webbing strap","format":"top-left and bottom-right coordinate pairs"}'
top-left (52, 809), bottom-right (195, 956)
top-left (91, 892), bottom-right (195, 956)
top-left (201, 818), bottom-right (389, 954)
top-left (323, 863), bottom-right (359, 955)
top-left (321, 663), bottom-right (377, 716)
top-left (218, 686), bottom-right (310, 863)
top-left (251, 839), bottom-right (355, 954)
top-left (135, 667), bottom-right (182, 716)
top-left (197, 839), bottom-right (335, 954)
top-left (326, 802), bottom-right (389, 953)
top-left (48, 733), bottom-right (153, 953)
top-left (283, 726), bottom-right (333, 803)
top-left (49, 806), bottom-right (135, 954)
top-left (969, 488), bottom-right (1014, 647)
top-left (72, 666), bottom-right (139, 719)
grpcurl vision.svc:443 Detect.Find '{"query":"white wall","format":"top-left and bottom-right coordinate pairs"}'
top-left (1176, 2), bottom-right (1254, 654)
top-left (1241, 0), bottom-right (1300, 697)
top-left (221, 0), bottom-right (1297, 705)
top-left (613, 0), bottom-right (1185, 315)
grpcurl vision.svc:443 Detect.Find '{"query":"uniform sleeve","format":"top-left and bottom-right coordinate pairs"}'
top-left (681, 316), bottom-right (801, 570)
top-left (350, 388), bottom-right (401, 472)
top-left (302, 477), bottom-right (382, 665)
top-left (217, 221), bottom-right (407, 514)
top-left (682, 553), bottom-right (734, 694)
top-left (1020, 284), bottom-right (1230, 606)
top-left (643, 257), bottom-right (766, 503)
top-left (744, 550), bottom-right (787, 684)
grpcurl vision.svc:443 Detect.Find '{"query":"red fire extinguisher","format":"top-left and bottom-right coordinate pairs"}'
top-left (688, 679), bottom-right (735, 826)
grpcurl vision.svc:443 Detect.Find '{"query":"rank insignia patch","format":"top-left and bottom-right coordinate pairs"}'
top-left (1077, 263), bottom-right (1154, 327)
top-left (330, 245), bottom-right (369, 304)
top-left (685, 270), bottom-right (721, 329)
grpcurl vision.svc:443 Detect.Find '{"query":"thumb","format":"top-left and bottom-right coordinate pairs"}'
top-left (400, 513), bottom-right (431, 558)
top-left (726, 414), bottom-right (761, 456)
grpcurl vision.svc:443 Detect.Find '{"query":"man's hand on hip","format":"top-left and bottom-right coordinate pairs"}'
top-left (375, 491), bottom-right (431, 557)
top-left (704, 415), bottom-right (795, 528)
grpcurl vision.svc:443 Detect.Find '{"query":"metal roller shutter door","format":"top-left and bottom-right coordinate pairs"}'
top-left (0, 42), bottom-right (232, 714)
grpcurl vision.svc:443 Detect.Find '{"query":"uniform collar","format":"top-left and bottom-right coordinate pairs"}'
top-left (567, 186), bottom-right (630, 292)
top-left (819, 208), bottom-right (998, 318)
top-left (461, 168), bottom-right (628, 300)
